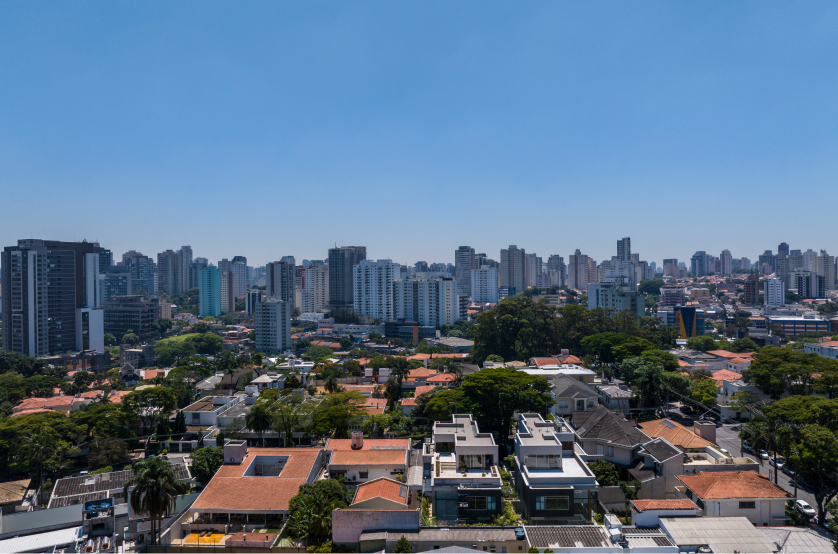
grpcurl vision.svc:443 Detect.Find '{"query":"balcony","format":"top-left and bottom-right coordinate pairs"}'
top-left (432, 453), bottom-right (502, 488)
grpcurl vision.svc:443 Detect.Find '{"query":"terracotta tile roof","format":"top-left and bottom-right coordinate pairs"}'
top-left (79, 390), bottom-right (104, 398)
top-left (330, 449), bottom-right (408, 466)
top-left (407, 368), bottom-right (437, 379)
top-left (427, 373), bottom-right (455, 383)
top-left (359, 398), bottom-right (387, 415)
top-left (531, 357), bottom-right (560, 367)
top-left (559, 355), bottom-right (583, 365)
top-left (727, 358), bottom-right (751, 366)
top-left (401, 398), bottom-right (417, 406)
top-left (353, 478), bottom-right (408, 505)
top-left (708, 350), bottom-right (754, 359)
top-left (14, 396), bottom-right (75, 412)
top-left (108, 390), bottom-right (133, 404)
top-left (355, 358), bottom-right (371, 366)
top-left (213, 448), bottom-right (322, 479)
top-left (408, 353), bottom-right (431, 360)
top-left (192, 477), bottom-right (307, 512)
top-left (710, 369), bottom-right (742, 382)
top-left (631, 499), bottom-right (699, 512)
top-left (9, 408), bottom-right (55, 418)
top-left (414, 385), bottom-right (438, 397)
top-left (818, 341), bottom-right (838, 347)
top-left (677, 471), bottom-right (792, 499)
top-left (431, 353), bottom-right (466, 359)
top-left (638, 418), bottom-right (714, 450)
top-left (327, 439), bottom-right (410, 450)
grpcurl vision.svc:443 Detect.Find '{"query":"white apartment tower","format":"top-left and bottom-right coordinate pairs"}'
top-left (546, 255), bottom-right (566, 288)
top-left (617, 237), bottom-right (631, 261)
top-left (815, 250), bottom-right (835, 290)
top-left (353, 259), bottom-right (400, 321)
top-left (525, 253), bottom-right (542, 289)
top-left (254, 299), bottom-right (291, 354)
top-left (393, 276), bottom-right (460, 327)
top-left (500, 245), bottom-right (526, 292)
top-left (455, 246), bottom-right (476, 298)
top-left (266, 261), bottom-right (296, 309)
top-left (302, 263), bottom-right (329, 313)
top-left (764, 278), bottom-right (785, 307)
top-left (471, 266), bottom-right (499, 303)
top-left (720, 249), bottom-right (733, 277)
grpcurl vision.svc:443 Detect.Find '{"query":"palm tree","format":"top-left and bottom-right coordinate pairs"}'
top-left (19, 427), bottom-right (59, 489)
top-left (390, 357), bottom-right (411, 385)
top-left (123, 457), bottom-right (189, 545)
top-left (307, 489), bottom-right (347, 545)
top-left (246, 402), bottom-right (272, 447)
top-left (324, 376), bottom-right (339, 394)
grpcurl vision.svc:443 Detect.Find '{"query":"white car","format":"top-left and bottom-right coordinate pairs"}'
top-left (759, 450), bottom-right (769, 460)
top-left (795, 499), bottom-right (816, 518)
top-left (769, 458), bottom-right (784, 471)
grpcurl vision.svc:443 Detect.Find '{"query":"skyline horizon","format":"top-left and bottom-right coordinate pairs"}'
top-left (1, 233), bottom-right (828, 271)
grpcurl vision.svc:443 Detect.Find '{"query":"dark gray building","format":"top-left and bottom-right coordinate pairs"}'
top-left (328, 246), bottom-right (366, 312)
top-left (122, 250), bottom-right (154, 296)
top-left (101, 265), bottom-right (132, 302)
top-left (2, 239), bottom-right (103, 356)
top-left (102, 295), bottom-right (162, 341)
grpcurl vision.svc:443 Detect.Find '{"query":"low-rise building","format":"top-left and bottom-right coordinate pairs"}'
top-left (568, 406), bottom-right (651, 466)
top-left (522, 365), bottom-right (597, 383)
top-left (675, 471), bottom-right (791, 526)
top-left (630, 499), bottom-right (700, 527)
top-left (637, 419), bottom-right (715, 452)
top-left (332, 478), bottom-right (419, 550)
top-left (659, 516), bottom-right (778, 554)
top-left (595, 383), bottom-right (634, 414)
top-left (803, 340), bottom-right (838, 360)
top-left (513, 413), bottom-right (598, 524)
top-left (360, 527), bottom-right (523, 553)
top-left (326, 434), bottom-right (410, 484)
top-left (550, 376), bottom-right (599, 417)
top-left (424, 414), bottom-right (503, 522)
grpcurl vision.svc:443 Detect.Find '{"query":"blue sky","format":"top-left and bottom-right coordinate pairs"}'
top-left (2, 2), bottom-right (837, 268)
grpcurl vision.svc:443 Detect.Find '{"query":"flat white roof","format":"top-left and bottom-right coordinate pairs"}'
top-left (0, 526), bottom-right (83, 552)
top-left (659, 517), bottom-right (776, 554)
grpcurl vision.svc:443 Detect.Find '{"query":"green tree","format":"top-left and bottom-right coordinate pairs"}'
top-left (303, 345), bottom-right (335, 361)
top-left (152, 318), bottom-right (174, 338)
top-left (393, 536), bottom-right (413, 553)
top-left (459, 368), bottom-right (554, 441)
top-left (788, 425), bottom-right (838, 526)
top-left (189, 446), bottom-right (224, 486)
top-left (588, 460), bottom-right (619, 486)
top-left (123, 457), bottom-right (189, 545)
top-left (633, 362), bottom-right (664, 408)
top-left (308, 391), bottom-right (366, 441)
top-left (686, 335), bottom-right (716, 352)
top-left (690, 378), bottom-right (719, 407)
top-left (192, 321), bottom-right (211, 333)
top-left (122, 387), bottom-right (177, 436)
top-left (245, 402), bottom-right (272, 447)
top-left (638, 278), bottom-right (665, 296)
top-left (611, 338), bottom-right (655, 363)
top-left (660, 371), bottom-right (694, 398)
top-left (581, 333), bottom-right (635, 364)
top-left (122, 332), bottom-right (140, 346)
top-left (730, 337), bottom-right (758, 353)
top-left (18, 427), bottom-right (67, 488)
top-left (640, 349), bottom-right (680, 372)
top-left (104, 333), bottom-right (117, 346)
top-left (273, 393), bottom-right (314, 446)
top-left (746, 414), bottom-right (783, 484)
top-left (743, 347), bottom-right (821, 399)
top-left (287, 480), bottom-right (351, 544)
top-left (471, 297), bottom-right (561, 364)
top-left (88, 438), bottom-right (130, 469)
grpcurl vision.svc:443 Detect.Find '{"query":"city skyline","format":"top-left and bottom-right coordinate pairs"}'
top-left (2, 3), bottom-right (838, 265)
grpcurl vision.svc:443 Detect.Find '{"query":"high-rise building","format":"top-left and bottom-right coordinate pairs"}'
top-left (230, 261), bottom-right (247, 298)
top-left (255, 299), bottom-right (291, 354)
top-left (470, 267), bottom-right (499, 303)
top-left (103, 295), bottom-right (162, 341)
top-left (93, 244), bottom-right (113, 275)
top-left (500, 245), bottom-right (526, 292)
top-left (796, 272), bottom-right (825, 299)
top-left (617, 237), bottom-right (631, 261)
top-left (232, 255), bottom-right (247, 265)
top-left (353, 259), bottom-right (400, 321)
top-left (280, 256), bottom-right (296, 265)
top-left (546, 255), bottom-right (566, 288)
top-left (524, 253), bottom-right (542, 289)
top-left (220, 270), bottom-right (235, 314)
top-left (455, 246), bottom-right (476, 298)
top-left (788, 250), bottom-right (804, 272)
top-left (802, 249), bottom-right (818, 271)
top-left (764, 278), bottom-right (785, 307)
top-left (777, 243), bottom-right (790, 259)
top-left (246, 290), bottom-right (263, 315)
top-left (815, 250), bottom-right (835, 290)
top-left (177, 246), bottom-right (192, 294)
top-left (743, 273), bottom-right (760, 305)
top-left (587, 283), bottom-right (645, 317)
top-left (328, 246), bottom-right (367, 312)
top-left (199, 266), bottom-right (221, 317)
top-left (2, 239), bottom-right (104, 356)
top-left (266, 261), bottom-right (296, 309)
top-left (191, 257), bottom-right (208, 290)
top-left (122, 250), bottom-right (154, 295)
top-left (599, 257), bottom-right (636, 290)
top-left (393, 276), bottom-right (460, 327)
top-left (719, 250), bottom-right (733, 277)
top-left (660, 285), bottom-right (687, 307)
top-left (100, 265), bottom-right (132, 303)
top-left (157, 250), bottom-right (177, 295)
top-left (663, 258), bottom-right (678, 277)
top-left (302, 264), bottom-right (329, 313)
top-left (690, 251), bottom-right (707, 277)
top-left (758, 250), bottom-right (776, 275)
top-left (567, 249), bottom-right (591, 291)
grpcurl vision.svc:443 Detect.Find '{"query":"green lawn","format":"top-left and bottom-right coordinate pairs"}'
top-left (155, 333), bottom-right (204, 346)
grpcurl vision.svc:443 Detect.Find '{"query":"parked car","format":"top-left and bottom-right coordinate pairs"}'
top-left (742, 441), bottom-right (753, 453)
top-left (769, 458), bottom-right (784, 471)
top-left (759, 450), bottom-right (769, 460)
top-left (783, 467), bottom-right (796, 479)
top-left (795, 499), bottom-right (816, 518)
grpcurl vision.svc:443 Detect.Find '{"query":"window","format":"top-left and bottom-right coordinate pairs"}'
top-left (535, 496), bottom-right (569, 511)
top-left (597, 445), bottom-right (604, 455)
top-left (607, 447), bottom-right (615, 457)
top-left (559, 401), bottom-right (568, 409)
top-left (739, 501), bottom-right (756, 509)
top-left (359, 471), bottom-right (368, 479)
top-left (524, 454), bottom-right (560, 469)
top-left (459, 454), bottom-right (484, 469)
top-left (467, 496), bottom-right (496, 510)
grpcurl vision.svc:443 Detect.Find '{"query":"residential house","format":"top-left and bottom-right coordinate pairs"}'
top-left (550, 376), bottom-right (599, 417)
top-left (675, 471), bottom-right (792, 526)
top-left (326, 434), bottom-right (410, 484)
top-left (595, 383), bottom-right (634, 415)
top-left (332, 478), bottom-right (420, 550)
top-left (360, 528), bottom-right (523, 554)
top-left (522, 365), bottom-right (597, 383)
top-left (630, 499), bottom-right (700, 527)
top-left (424, 414), bottom-right (503, 522)
top-left (513, 413), bottom-right (598, 524)
top-left (637, 419), bottom-right (715, 452)
top-left (568, 406), bottom-right (651, 467)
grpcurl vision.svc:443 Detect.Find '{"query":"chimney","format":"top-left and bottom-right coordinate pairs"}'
top-left (351, 431), bottom-right (364, 450)
top-left (224, 440), bottom-right (248, 464)
top-left (693, 420), bottom-right (717, 444)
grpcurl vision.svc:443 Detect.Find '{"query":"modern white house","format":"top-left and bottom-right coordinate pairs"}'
top-left (326, 434), bottom-right (410, 484)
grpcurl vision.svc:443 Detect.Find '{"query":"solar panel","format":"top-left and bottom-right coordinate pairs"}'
top-left (662, 420), bottom-right (676, 428)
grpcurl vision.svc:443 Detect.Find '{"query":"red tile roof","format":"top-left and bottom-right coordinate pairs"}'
top-left (710, 369), bottom-right (742, 382)
top-left (327, 438), bottom-right (409, 466)
top-left (408, 353), bottom-right (431, 361)
top-left (327, 438), bottom-right (410, 450)
top-left (531, 357), bottom-right (560, 367)
top-left (631, 499), bottom-right (699, 512)
top-left (431, 353), bottom-right (466, 359)
top-left (427, 373), bottom-right (455, 383)
top-left (353, 478), bottom-right (408, 505)
top-left (401, 398), bottom-right (417, 407)
top-left (414, 385), bottom-right (438, 397)
top-left (677, 471), bottom-right (791, 499)
top-left (407, 368), bottom-right (437, 379)
top-left (9, 408), bottom-right (55, 418)
top-left (638, 418), bottom-right (714, 450)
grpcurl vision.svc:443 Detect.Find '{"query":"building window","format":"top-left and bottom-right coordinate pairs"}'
top-left (559, 401), bottom-right (568, 409)
top-left (739, 501), bottom-right (756, 509)
top-left (467, 496), bottom-right (496, 510)
top-left (535, 496), bottom-right (569, 511)
top-left (524, 454), bottom-right (560, 469)
top-left (359, 471), bottom-right (368, 479)
top-left (607, 446), bottom-right (615, 457)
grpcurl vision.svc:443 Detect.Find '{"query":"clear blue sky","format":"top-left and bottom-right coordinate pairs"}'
top-left (2, 2), bottom-right (837, 268)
